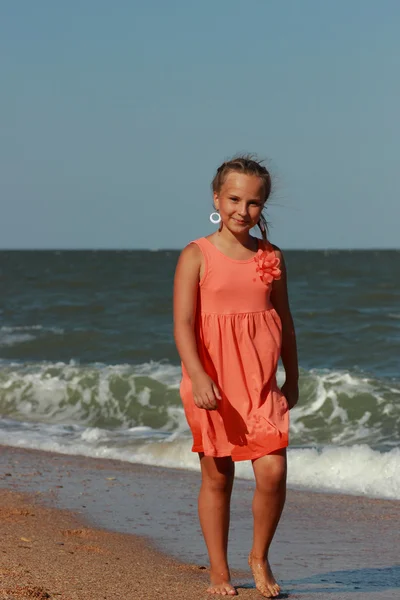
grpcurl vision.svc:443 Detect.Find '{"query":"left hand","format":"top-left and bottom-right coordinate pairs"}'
top-left (281, 381), bottom-right (299, 410)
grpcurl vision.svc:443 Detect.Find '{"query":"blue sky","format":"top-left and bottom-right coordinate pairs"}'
top-left (1, 1), bottom-right (399, 249)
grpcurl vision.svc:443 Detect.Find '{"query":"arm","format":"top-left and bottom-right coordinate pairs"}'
top-left (270, 246), bottom-right (299, 409)
top-left (173, 244), bottom-right (220, 410)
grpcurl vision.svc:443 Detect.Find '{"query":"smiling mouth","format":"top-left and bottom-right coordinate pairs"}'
top-left (233, 219), bottom-right (249, 225)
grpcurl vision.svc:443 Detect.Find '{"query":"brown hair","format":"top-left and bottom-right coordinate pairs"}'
top-left (211, 154), bottom-right (271, 240)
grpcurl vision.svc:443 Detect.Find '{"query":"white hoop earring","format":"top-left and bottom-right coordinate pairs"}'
top-left (210, 211), bottom-right (221, 224)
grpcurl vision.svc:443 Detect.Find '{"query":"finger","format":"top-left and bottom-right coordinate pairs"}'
top-left (201, 392), bottom-right (214, 410)
top-left (193, 395), bottom-right (203, 409)
top-left (206, 390), bottom-right (218, 410)
top-left (194, 394), bottom-right (208, 410)
top-left (207, 395), bottom-right (217, 410)
top-left (212, 383), bottom-right (222, 400)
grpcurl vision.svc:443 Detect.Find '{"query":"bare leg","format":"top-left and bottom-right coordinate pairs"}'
top-left (249, 448), bottom-right (287, 598)
top-left (198, 454), bottom-right (237, 596)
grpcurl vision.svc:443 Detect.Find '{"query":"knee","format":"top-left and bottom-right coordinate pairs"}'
top-left (202, 466), bottom-right (234, 494)
top-left (255, 461), bottom-right (286, 495)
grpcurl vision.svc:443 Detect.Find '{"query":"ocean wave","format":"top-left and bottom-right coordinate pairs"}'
top-left (0, 325), bottom-right (64, 348)
top-left (0, 360), bottom-right (183, 430)
top-left (0, 360), bottom-right (398, 449)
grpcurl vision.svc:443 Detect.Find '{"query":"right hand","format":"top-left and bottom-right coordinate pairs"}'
top-left (191, 372), bottom-right (221, 410)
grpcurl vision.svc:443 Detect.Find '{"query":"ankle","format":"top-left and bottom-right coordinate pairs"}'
top-left (249, 550), bottom-right (268, 561)
top-left (210, 564), bottom-right (231, 580)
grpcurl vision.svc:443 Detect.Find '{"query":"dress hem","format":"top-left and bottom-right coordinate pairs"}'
top-left (192, 441), bottom-right (289, 462)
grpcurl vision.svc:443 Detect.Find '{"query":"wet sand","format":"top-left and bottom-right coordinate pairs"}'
top-left (1, 445), bottom-right (399, 599)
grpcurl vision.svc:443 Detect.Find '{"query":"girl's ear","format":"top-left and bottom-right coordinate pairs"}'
top-left (213, 191), bottom-right (219, 210)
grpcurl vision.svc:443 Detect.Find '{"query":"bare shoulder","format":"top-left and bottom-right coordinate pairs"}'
top-left (175, 242), bottom-right (202, 279)
top-left (178, 242), bottom-right (202, 264)
top-left (271, 243), bottom-right (285, 262)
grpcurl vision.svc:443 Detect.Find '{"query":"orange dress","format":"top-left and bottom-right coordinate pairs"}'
top-left (180, 237), bottom-right (289, 461)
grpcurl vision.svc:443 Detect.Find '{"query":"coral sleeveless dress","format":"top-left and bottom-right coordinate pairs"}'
top-left (180, 236), bottom-right (289, 461)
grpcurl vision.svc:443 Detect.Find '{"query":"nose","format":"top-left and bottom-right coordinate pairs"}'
top-left (237, 203), bottom-right (248, 217)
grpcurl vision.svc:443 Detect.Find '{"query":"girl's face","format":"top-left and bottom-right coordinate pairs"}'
top-left (214, 172), bottom-right (265, 235)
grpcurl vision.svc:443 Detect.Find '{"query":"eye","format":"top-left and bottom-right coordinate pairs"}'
top-left (230, 196), bottom-right (239, 202)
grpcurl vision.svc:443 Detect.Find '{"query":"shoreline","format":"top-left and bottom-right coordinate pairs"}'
top-left (1, 445), bottom-right (400, 599)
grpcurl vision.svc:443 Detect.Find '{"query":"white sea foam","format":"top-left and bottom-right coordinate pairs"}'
top-left (0, 419), bottom-right (399, 500)
top-left (132, 361), bottom-right (182, 388)
top-left (0, 325), bottom-right (64, 348)
top-left (0, 332), bottom-right (36, 346)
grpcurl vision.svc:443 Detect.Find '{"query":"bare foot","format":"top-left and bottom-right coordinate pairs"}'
top-left (248, 552), bottom-right (281, 598)
top-left (207, 570), bottom-right (237, 596)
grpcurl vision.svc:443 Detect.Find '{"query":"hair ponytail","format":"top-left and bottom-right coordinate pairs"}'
top-left (258, 213), bottom-right (268, 241)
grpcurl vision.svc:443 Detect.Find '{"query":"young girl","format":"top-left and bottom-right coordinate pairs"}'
top-left (173, 156), bottom-right (299, 598)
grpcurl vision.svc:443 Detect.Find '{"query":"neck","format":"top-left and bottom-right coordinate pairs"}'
top-left (217, 227), bottom-right (255, 249)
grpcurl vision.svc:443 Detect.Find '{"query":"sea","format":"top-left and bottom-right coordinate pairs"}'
top-left (0, 249), bottom-right (399, 500)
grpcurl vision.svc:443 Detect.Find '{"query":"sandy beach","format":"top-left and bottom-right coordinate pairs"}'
top-left (1, 446), bottom-right (399, 599)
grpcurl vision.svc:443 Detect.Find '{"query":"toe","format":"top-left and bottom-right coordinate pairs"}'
top-left (256, 584), bottom-right (269, 598)
top-left (207, 583), bottom-right (236, 596)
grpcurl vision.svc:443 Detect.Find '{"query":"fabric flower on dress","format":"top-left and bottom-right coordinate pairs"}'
top-left (254, 249), bottom-right (281, 285)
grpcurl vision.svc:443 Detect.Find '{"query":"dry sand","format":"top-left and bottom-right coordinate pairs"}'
top-left (1, 445), bottom-right (399, 599)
